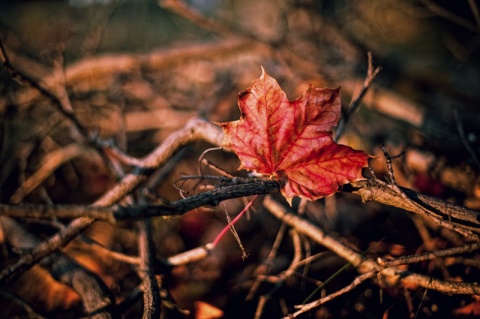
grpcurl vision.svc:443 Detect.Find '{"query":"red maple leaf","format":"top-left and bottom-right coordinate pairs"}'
top-left (219, 68), bottom-right (369, 203)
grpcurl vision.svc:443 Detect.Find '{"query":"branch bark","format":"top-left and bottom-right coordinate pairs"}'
top-left (137, 219), bottom-right (161, 319)
top-left (348, 179), bottom-right (480, 233)
top-left (0, 180), bottom-right (280, 221)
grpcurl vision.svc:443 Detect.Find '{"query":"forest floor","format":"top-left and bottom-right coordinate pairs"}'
top-left (1, 1), bottom-right (480, 318)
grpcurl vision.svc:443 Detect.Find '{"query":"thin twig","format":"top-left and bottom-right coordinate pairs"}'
top-left (211, 195), bottom-right (258, 249)
top-left (287, 271), bottom-right (376, 318)
top-left (0, 37), bottom-right (89, 139)
top-left (160, 0), bottom-right (232, 37)
top-left (379, 241), bottom-right (480, 267)
top-left (201, 158), bottom-right (234, 178)
top-left (0, 290), bottom-right (47, 319)
top-left (419, 0), bottom-right (479, 33)
top-left (264, 196), bottom-right (480, 296)
top-left (222, 202), bottom-right (248, 259)
top-left (254, 229), bottom-right (302, 319)
top-left (468, 0), bottom-right (480, 30)
top-left (380, 145), bottom-right (399, 185)
top-left (10, 144), bottom-right (87, 203)
top-left (80, 236), bottom-right (141, 266)
top-left (291, 251), bottom-right (329, 269)
top-left (453, 109), bottom-right (480, 171)
top-left (334, 52), bottom-right (381, 141)
top-left (415, 288), bottom-right (429, 319)
top-left (166, 245), bottom-right (212, 267)
top-left (246, 222), bottom-right (288, 301)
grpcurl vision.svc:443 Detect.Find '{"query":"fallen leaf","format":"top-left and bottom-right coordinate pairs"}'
top-left (453, 295), bottom-right (480, 316)
top-left (219, 68), bottom-right (369, 202)
top-left (195, 301), bottom-right (224, 319)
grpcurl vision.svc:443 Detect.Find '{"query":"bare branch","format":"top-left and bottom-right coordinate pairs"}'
top-left (263, 196), bottom-right (480, 296)
top-left (10, 144), bottom-right (87, 204)
top-left (287, 271), bottom-right (376, 318)
top-left (137, 220), bottom-right (161, 319)
top-left (254, 229), bottom-right (302, 319)
top-left (0, 118), bottom-right (224, 285)
top-left (348, 179), bottom-right (480, 235)
top-left (0, 180), bottom-right (280, 222)
top-left (453, 109), bottom-right (480, 171)
top-left (335, 52), bottom-right (381, 141)
top-left (379, 241), bottom-right (480, 267)
top-left (0, 115), bottom-right (478, 302)
top-left (0, 37), bottom-right (89, 139)
top-left (246, 222), bottom-right (288, 301)
top-left (468, 0), bottom-right (480, 30)
top-left (420, 0), bottom-right (479, 33)
top-left (0, 39), bottom-right (253, 113)
top-left (2, 177), bottom-right (479, 238)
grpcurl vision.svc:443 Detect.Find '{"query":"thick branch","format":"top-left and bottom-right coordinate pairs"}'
top-left (0, 180), bottom-right (280, 221)
top-left (2, 178), bottom-right (478, 235)
top-left (348, 179), bottom-right (480, 233)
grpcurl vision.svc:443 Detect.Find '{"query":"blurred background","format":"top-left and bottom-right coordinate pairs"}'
top-left (1, 0), bottom-right (480, 318)
top-left (1, 0), bottom-right (479, 154)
